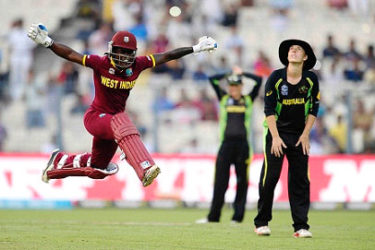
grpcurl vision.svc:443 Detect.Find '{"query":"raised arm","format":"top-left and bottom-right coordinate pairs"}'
top-left (153, 36), bottom-right (217, 66)
top-left (27, 23), bottom-right (84, 65)
top-left (208, 72), bottom-right (229, 100)
top-left (231, 66), bottom-right (262, 101)
top-left (242, 72), bottom-right (263, 101)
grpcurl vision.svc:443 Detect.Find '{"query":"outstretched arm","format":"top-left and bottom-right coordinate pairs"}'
top-left (49, 42), bottom-right (84, 65)
top-left (28, 23), bottom-right (84, 65)
top-left (153, 36), bottom-right (217, 66)
top-left (153, 47), bottom-right (193, 66)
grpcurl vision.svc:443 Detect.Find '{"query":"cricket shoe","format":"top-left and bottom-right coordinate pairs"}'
top-left (195, 218), bottom-right (209, 224)
top-left (101, 162), bottom-right (119, 175)
top-left (230, 220), bottom-right (240, 225)
top-left (142, 165), bottom-right (160, 187)
top-left (195, 218), bottom-right (219, 224)
top-left (42, 149), bottom-right (62, 183)
top-left (88, 162), bottom-right (119, 177)
top-left (293, 229), bottom-right (312, 238)
top-left (255, 226), bottom-right (271, 236)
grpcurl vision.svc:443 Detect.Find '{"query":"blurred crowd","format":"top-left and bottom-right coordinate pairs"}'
top-left (0, 0), bottom-right (374, 154)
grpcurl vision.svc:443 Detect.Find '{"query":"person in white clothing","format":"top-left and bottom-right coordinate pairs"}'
top-left (8, 19), bottom-right (35, 101)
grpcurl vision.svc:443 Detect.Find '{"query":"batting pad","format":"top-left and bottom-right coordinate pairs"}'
top-left (111, 113), bottom-right (155, 180)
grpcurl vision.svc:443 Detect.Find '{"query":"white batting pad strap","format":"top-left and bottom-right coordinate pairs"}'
top-left (87, 157), bottom-right (91, 167)
top-left (57, 154), bottom-right (68, 169)
top-left (120, 151), bottom-right (126, 161)
top-left (73, 154), bottom-right (82, 168)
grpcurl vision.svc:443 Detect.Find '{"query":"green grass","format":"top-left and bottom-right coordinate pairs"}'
top-left (0, 208), bottom-right (374, 250)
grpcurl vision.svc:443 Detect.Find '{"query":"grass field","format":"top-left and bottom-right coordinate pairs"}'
top-left (0, 208), bottom-right (374, 250)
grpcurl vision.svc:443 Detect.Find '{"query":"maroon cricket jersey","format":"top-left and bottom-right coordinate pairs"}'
top-left (83, 54), bottom-right (155, 114)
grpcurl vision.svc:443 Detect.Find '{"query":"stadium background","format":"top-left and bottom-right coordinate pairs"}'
top-left (0, 0), bottom-right (374, 209)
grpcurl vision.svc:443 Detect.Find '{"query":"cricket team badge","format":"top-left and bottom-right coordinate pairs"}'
top-left (281, 85), bottom-right (288, 96)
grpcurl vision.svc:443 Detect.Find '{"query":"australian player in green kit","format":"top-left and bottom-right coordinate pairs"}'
top-left (254, 39), bottom-right (319, 238)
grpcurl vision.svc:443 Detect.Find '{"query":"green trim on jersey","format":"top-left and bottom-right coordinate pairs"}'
top-left (244, 95), bottom-right (254, 161)
top-left (262, 127), bottom-right (269, 186)
top-left (263, 78), bottom-right (283, 129)
top-left (305, 77), bottom-right (314, 118)
top-left (275, 101), bottom-right (282, 117)
top-left (244, 96), bottom-right (253, 141)
top-left (212, 79), bottom-right (220, 86)
top-left (274, 78), bottom-right (283, 118)
top-left (219, 95), bottom-right (229, 142)
top-left (275, 78), bottom-right (283, 99)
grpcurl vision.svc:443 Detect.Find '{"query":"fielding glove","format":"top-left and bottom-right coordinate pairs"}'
top-left (192, 36), bottom-right (217, 53)
top-left (27, 23), bottom-right (54, 48)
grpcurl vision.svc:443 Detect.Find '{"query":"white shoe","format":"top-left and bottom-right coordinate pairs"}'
top-left (195, 218), bottom-right (209, 224)
top-left (142, 165), bottom-right (160, 187)
top-left (97, 162), bottom-right (119, 175)
top-left (293, 229), bottom-right (312, 238)
top-left (255, 226), bottom-right (271, 236)
top-left (42, 149), bottom-right (61, 183)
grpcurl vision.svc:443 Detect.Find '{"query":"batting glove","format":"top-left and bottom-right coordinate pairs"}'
top-left (192, 36), bottom-right (217, 53)
top-left (27, 23), bottom-right (54, 48)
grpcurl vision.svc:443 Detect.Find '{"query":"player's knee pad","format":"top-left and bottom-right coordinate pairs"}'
top-left (110, 112), bottom-right (154, 181)
top-left (110, 112), bottom-right (139, 143)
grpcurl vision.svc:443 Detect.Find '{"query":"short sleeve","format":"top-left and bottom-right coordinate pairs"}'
top-left (136, 55), bottom-right (155, 71)
top-left (308, 72), bottom-right (320, 117)
top-left (264, 70), bottom-right (280, 117)
top-left (83, 54), bottom-right (102, 71)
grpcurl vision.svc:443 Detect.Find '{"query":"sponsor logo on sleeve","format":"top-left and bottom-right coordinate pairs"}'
top-left (298, 85), bottom-right (308, 94)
